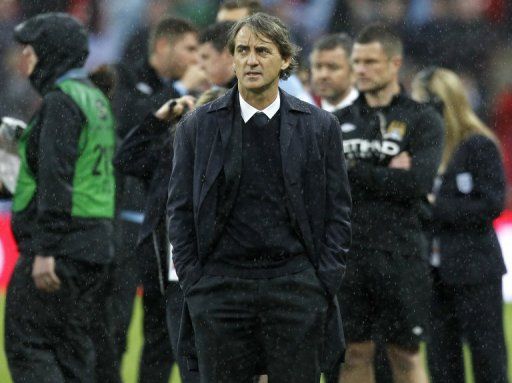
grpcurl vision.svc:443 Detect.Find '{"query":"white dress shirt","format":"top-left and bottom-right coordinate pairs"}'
top-left (239, 92), bottom-right (281, 123)
top-left (321, 87), bottom-right (359, 113)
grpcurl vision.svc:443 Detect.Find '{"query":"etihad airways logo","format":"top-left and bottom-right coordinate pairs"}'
top-left (343, 138), bottom-right (401, 159)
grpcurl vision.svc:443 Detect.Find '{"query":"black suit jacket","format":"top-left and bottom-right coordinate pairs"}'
top-left (433, 134), bottom-right (507, 284)
top-left (167, 86), bottom-right (351, 371)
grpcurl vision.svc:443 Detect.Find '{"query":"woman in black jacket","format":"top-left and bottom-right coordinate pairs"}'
top-left (412, 67), bottom-right (507, 383)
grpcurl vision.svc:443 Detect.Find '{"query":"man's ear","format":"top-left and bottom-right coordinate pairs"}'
top-left (391, 55), bottom-right (402, 72)
top-left (281, 56), bottom-right (291, 71)
top-left (154, 37), bottom-right (169, 54)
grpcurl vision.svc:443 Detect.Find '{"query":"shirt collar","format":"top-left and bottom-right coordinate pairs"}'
top-left (321, 87), bottom-right (359, 112)
top-left (239, 91), bottom-right (281, 123)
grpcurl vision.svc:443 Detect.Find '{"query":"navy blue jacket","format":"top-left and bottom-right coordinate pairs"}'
top-left (168, 86), bottom-right (351, 296)
top-left (433, 134), bottom-right (506, 284)
top-left (167, 86), bottom-right (351, 371)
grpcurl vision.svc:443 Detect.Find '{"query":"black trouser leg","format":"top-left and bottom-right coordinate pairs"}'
top-left (5, 255), bottom-right (106, 383)
top-left (261, 268), bottom-right (327, 383)
top-left (110, 220), bottom-right (143, 360)
top-left (166, 282), bottom-right (200, 383)
top-left (428, 274), bottom-right (464, 383)
top-left (90, 263), bottom-right (123, 383)
top-left (138, 245), bottom-right (174, 383)
top-left (323, 365), bottom-right (340, 383)
top-left (461, 282), bottom-right (507, 383)
top-left (91, 219), bottom-right (142, 383)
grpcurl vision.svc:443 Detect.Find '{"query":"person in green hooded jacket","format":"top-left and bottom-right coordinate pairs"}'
top-left (5, 12), bottom-right (115, 383)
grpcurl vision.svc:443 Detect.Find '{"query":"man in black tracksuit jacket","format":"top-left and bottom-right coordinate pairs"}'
top-left (90, 60), bottom-right (179, 383)
top-left (114, 94), bottom-right (201, 383)
top-left (335, 24), bottom-right (443, 383)
top-left (93, 17), bottom-right (199, 383)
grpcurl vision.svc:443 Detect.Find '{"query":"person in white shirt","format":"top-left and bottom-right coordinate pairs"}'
top-left (310, 33), bottom-right (358, 112)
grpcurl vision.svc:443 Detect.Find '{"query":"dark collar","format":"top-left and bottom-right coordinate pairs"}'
top-left (356, 85), bottom-right (408, 113)
top-left (136, 59), bottom-right (168, 91)
top-left (223, 76), bottom-right (238, 89)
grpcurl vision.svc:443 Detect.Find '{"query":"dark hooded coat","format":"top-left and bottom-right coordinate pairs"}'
top-left (11, 13), bottom-right (113, 263)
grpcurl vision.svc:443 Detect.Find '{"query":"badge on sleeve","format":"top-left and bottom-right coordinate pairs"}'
top-left (456, 172), bottom-right (473, 194)
top-left (341, 123), bottom-right (356, 133)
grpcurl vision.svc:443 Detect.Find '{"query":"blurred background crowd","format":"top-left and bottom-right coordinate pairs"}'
top-left (0, 0), bottom-right (512, 192)
top-left (0, 0), bottom-right (507, 178)
top-left (0, 1), bottom-right (509, 112)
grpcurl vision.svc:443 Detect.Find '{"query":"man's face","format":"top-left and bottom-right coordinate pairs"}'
top-left (351, 42), bottom-right (400, 93)
top-left (233, 26), bottom-right (290, 94)
top-left (199, 42), bottom-right (234, 86)
top-left (217, 7), bottom-right (250, 21)
top-left (157, 32), bottom-right (198, 79)
top-left (22, 44), bottom-right (38, 77)
top-left (310, 47), bottom-right (352, 103)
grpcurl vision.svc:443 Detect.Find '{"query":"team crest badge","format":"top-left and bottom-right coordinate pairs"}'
top-left (456, 172), bottom-right (473, 194)
top-left (384, 121), bottom-right (407, 141)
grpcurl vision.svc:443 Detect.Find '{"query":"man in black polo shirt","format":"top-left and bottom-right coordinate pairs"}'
top-left (168, 12), bottom-right (351, 383)
top-left (336, 24), bottom-right (443, 383)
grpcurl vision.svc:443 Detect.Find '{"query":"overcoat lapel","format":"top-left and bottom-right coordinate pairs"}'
top-left (279, 92), bottom-right (315, 256)
top-left (279, 95), bottom-right (298, 186)
top-left (197, 87), bottom-right (241, 214)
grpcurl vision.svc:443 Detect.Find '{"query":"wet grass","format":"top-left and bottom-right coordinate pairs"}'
top-left (1, 293), bottom-right (512, 382)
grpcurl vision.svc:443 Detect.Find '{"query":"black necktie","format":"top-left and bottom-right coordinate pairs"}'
top-left (251, 112), bottom-right (270, 128)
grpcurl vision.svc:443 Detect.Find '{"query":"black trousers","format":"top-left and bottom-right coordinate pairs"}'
top-left (90, 261), bottom-right (124, 383)
top-left (5, 255), bottom-right (107, 383)
top-left (428, 272), bottom-right (507, 383)
top-left (186, 267), bottom-right (328, 383)
top-left (166, 281), bottom-right (200, 383)
top-left (138, 272), bottom-right (174, 383)
top-left (91, 219), bottom-right (140, 383)
top-left (92, 220), bottom-right (174, 383)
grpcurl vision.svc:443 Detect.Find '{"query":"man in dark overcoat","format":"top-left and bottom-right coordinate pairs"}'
top-left (168, 12), bottom-right (351, 383)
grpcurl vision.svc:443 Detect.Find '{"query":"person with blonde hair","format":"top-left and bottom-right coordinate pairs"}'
top-left (412, 67), bottom-right (508, 383)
